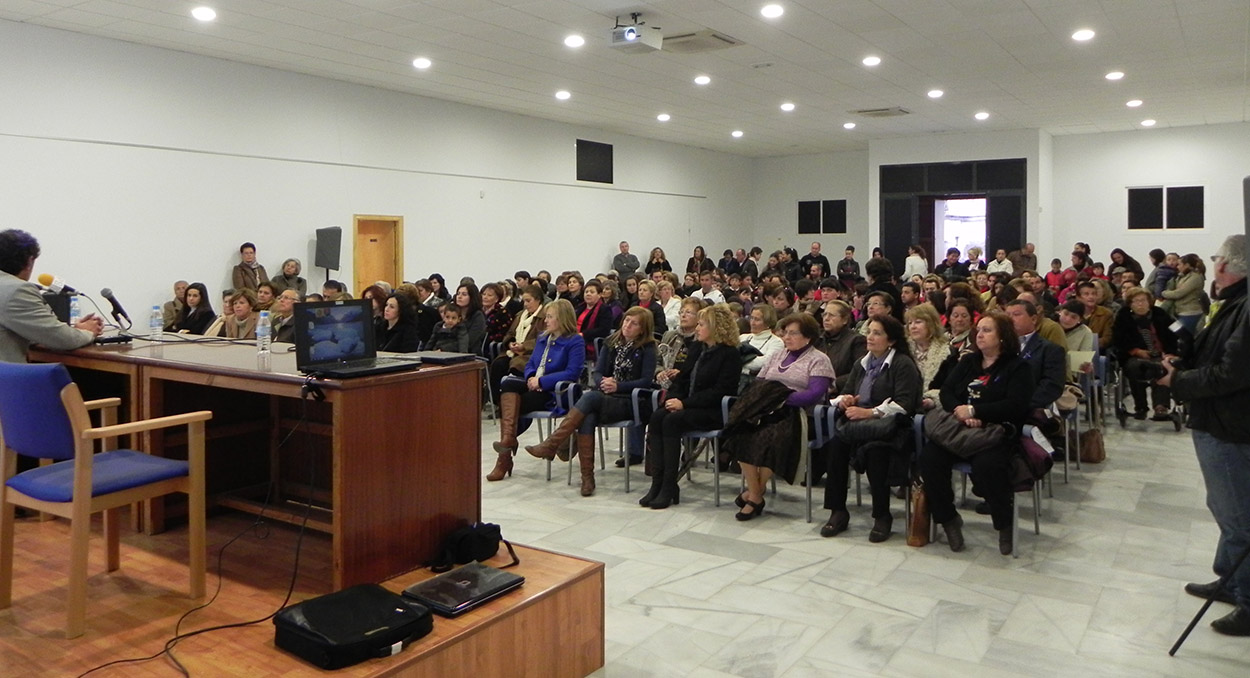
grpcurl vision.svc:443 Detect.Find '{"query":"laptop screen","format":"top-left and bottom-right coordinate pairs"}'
top-left (293, 299), bottom-right (377, 370)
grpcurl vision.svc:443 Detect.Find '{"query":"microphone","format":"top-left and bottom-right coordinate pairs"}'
top-left (37, 273), bottom-right (77, 295)
top-left (100, 288), bottom-right (131, 324)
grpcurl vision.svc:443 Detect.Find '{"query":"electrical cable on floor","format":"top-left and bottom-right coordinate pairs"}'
top-left (76, 386), bottom-right (319, 677)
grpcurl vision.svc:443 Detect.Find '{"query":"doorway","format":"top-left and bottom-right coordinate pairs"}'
top-left (934, 198), bottom-right (986, 262)
top-left (353, 215), bottom-right (403, 295)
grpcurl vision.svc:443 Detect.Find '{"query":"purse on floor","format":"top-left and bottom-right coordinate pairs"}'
top-left (1079, 428), bottom-right (1106, 464)
top-left (906, 479), bottom-right (929, 547)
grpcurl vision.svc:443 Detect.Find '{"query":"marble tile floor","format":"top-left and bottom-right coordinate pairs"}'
top-left (479, 418), bottom-right (1249, 677)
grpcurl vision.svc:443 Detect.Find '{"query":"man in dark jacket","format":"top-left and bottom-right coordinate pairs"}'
top-left (1005, 299), bottom-right (1066, 416)
top-left (1160, 234), bottom-right (1250, 636)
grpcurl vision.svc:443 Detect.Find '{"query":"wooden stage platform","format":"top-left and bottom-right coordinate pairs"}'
top-left (0, 511), bottom-right (604, 677)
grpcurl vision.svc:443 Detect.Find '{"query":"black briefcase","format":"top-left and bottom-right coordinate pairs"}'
top-left (273, 583), bottom-right (434, 669)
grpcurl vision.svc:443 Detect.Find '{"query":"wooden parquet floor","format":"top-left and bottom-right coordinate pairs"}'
top-left (0, 510), bottom-right (334, 678)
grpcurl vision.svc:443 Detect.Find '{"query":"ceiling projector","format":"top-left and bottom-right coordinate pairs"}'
top-left (610, 24), bottom-right (662, 53)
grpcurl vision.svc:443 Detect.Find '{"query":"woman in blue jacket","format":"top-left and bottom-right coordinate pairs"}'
top-left (488, 299), bottom-right (586, 482)
top-left (526, 306), bottom-right (657, 496)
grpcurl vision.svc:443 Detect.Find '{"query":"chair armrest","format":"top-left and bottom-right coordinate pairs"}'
top-left (630, 388), bottom-right (654, 425)
top-left (83, 397), bottom-right (122, 412)
top-left (553, 380), bottom-right (581, 412)
top-left (82, 410), bottom-right (213, 441)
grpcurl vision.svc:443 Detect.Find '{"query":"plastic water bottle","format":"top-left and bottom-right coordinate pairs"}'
top-left (68, 294), bottom-right (81, 326)
top-left (149, 305), bottom-right (163, 343)
top-left (256, 310), bottom-right (271, 362)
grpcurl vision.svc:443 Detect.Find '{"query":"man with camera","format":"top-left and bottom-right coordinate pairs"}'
top-left (1159, 234), bottom-right (1250, 636)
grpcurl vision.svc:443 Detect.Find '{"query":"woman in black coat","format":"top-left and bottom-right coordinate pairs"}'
top-left (920, 312), bottom-right (1034, 556)
top-left (821, 315), bottom-right (922, 542)
top-left (1113, 287), bottom-right (1178, 419)
top-left (169, 282), bottom-right (216, 335)
top-left (642, 304), bottom-right (741, 510)
top-left (377, 293), bottom-right (421, 353)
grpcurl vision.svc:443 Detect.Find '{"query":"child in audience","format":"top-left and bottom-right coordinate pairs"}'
top-left (1045, 258), bottom-right (1064, 292)
top-left (429, 304), bottom-right (469, 352)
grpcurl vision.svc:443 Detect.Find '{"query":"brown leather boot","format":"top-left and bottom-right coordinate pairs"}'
top-left (486, 450), bottom-right (513, 482)
top-left (492, 392), bottom-right (520, 455)
top-left (577, 433), bottom-right (597, 496)
top-left (525, 409), bottom-right (585, 461)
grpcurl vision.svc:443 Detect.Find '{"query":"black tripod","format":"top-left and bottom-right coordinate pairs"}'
top-left (1170, 540), bottom-right (1250, 655)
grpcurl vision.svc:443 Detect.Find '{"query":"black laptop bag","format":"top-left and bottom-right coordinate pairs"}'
top-left (273, 584), bottom-right (434, 669)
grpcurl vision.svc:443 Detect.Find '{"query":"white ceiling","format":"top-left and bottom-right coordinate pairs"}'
top-left (4, 0), bottom-right (1248, 157)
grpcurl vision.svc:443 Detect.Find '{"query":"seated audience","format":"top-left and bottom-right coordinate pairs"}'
top-left (378, 293), bottom-right (421, 353)
top-left (254, 282), bottom-right (276, 312)
top-left (168, 282), bottom-right (216, 335)
top-left (453, 283), bottom-right (487, 353)
top-left (946, 298), bottom-right (976, 356)
top-left (727, 313), bottom-right (835, 521)
top-left (576, 280), bottom-right (614, 360)
top-left (818, 300), bottom-right (867, 395)
top-left (1113, 287), bottom-right (1177, 420)
top-left (162, 280), bottom-right (188, 328)
top-left (428, 304), bottom-right (469, 352)
top-left (526, 306), bottom-right (657, 495)
top-left (270, 289), bottom-right (299, 343)
top-left (428, 273), bottom-right (451, 303)
top-left (270, 258), bottom-right (307, 298)
top-left (905, 304), bottom-right (951, 408)
top-left (481, 282), bottom-right (512, 345)
top-left (489, 284), bottom-right (546, 406)
top-left (1076, 281), bottom-right (1114, 349)
top-left (488, 299), bottom-right (585, 482)
top-left (643, 304), bottom-right (740, 510)
top-left (920, 312), bottom-right (1034, 555)
top-left (739, 304), bottom-right (784, 382)
top-left (821, 315), bottom-right (922, 541)
top-left (635, 279), bottom-right (668, 334)
top-left (221, 288), bottom-right (259, 340)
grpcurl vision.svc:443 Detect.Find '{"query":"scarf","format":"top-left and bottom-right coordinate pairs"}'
top-left (856, 352), bottom-right (887, 405)
top-left (611, 341), bottom-right (639, 381)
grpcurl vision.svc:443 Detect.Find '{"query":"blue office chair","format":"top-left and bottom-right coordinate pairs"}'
top-left (570, 388), bottom-right (657, 493)
top-left (679, 396), bottom-right (735, 506)
top-left (500, 378), bottom-right (579, 482)
top-left (0, 363), bottom-right (213, 638)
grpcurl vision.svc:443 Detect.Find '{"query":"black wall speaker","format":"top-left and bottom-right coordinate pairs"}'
top-left (315, 226), bottom-right (342, 270)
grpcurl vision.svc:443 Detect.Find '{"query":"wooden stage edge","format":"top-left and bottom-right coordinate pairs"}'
top-left (0, 511), bottom-right (605, 678)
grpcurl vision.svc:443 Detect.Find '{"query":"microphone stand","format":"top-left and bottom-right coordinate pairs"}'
top-left (1170, 541), bottom-right (1250, 655)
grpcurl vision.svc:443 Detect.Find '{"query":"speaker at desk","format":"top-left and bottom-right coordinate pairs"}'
top-left (315, 227), bottom-right (342, 270)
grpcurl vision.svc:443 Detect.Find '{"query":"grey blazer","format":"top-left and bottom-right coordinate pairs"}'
top-left (0, 271), bottom-right (94, 363)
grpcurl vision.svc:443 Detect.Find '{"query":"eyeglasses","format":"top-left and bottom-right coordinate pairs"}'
top-left (865, 301), bottom-right (886, 308)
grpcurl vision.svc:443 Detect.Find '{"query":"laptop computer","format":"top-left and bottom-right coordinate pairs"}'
top-left (293, 299), bottom-right (420, 379)
top-left (400, 562), bottom-right (525, 618)
top-left (410, 350), bottom-right (478, 365)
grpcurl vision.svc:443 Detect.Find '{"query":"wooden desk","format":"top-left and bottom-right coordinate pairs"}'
top-left (31, 339), bottom-right (483, 590)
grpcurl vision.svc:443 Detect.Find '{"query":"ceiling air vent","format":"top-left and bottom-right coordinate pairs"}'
top-left (662, 30), bottom-right (743, 53)
top-left (851, 107), bottom-right (910, 118)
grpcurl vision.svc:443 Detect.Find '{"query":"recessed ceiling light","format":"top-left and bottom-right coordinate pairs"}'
top-left (761, 4), bottom-right (784, 19)
top-left (694, 75), bottom-right (711, 85)
top-left (1072, 29), bottom-right (1095, 41)
top-left (657, 113), bottom-right (670, 122)
top-left (1141, 119), bottom-right (1156, 127)
top-left (412, 57), bottom-right (431, 70)
top-left (731, 130), bottom-right (744, 138)
top-left (191, 6), bottom-right (216, 22)
top-left (555, 90), bottom-right (571, 100)
top-left (843, 122), bottom-right (856, 130)
top-left (928, 89), bottom-right (944, 99)
top-left (1105, 71), bottom-right (1124, 81)
top-left (1126, 99), bottom-right (1143, 107)
top-left (780, 102), bottom-right (795, 112)
top-left (974, 111), bottom-right (990, 121)
top-left (563, 35), bottom-right (584, 48)
top-left (862, 56), bottom-right (881, 67)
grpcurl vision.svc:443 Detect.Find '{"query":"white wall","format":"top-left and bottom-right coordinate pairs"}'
top-left (1051, 122), bottom-right (1250, 267)
top-left (750, 151), bottom-right (870, 259)
top-left (0, 20), bottom-right (753, 314)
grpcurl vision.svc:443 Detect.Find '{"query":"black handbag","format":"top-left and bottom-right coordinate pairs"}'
top-left (428, 522), bottom-right (520, 573)
top-left (834, 412), bottom-right (901, 443)
top-left (273, 584), bottom-right (434, 669)
top-left (923, 408), bottom-right (1013, 459)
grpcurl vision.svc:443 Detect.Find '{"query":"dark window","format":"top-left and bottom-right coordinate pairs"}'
top-left (1128, 187), bottom-right (1164, 230)
top-left (822, 200), bottom-right (847, 234)
top-left (575, 139), bottom-right (613, 184)
top-left (976, 159), bottom-right (1026, 190)
top-left (1166, 186), bottom-right (1204, 229)
top-left (927, 163), bottom-right (974, 192)
top-left (798, 201), bottom-right (821, 234)
top-left (881, 164), bottom-right (925, 193)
